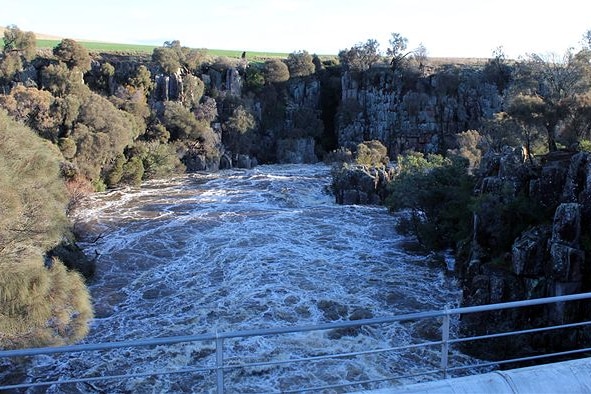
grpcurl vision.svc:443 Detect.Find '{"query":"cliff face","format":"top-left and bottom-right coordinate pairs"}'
top-left (337, 67), bottom-right (502, 156)
top-left (460, 149), bottom-right (591, 360)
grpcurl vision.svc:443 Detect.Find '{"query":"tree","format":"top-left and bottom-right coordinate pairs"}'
top-left (264, 58), bottom-right (290, 83)
top-left (506, 93), bottom-right (547, 158)
top-left (162, 100), bottom-right (211, 141)
top-left (286, 50), bottom-right (315, 77)
top-left (414, 43), bottom-right (428, 67)
top-left (2, 25), bottom-right (36, 61)
top-left (0, 85), bottom-right (60, 141)
top-left (152, 45), bottom-right (181, 74)
top-left (583, 29), bottom-right (591, 50)
top-left (244, 64), bottom-right (265, 93)
top-left (386, 33), bottom-right (411, 70)
top-left (338, 39), bottom-right (381, 72)
top-left (152, 40), bottom-right (205, 74)
top-left (483, 46), bottom-right (513, 94)
top-left (355, 140), bottom-right (388, 167)
top-left (180, 74), bottom-right (205, 108)
top-left (129, 65), bottom-right (154, 94)
top-left (223, 105), bottom-right (256, 153)
top-left (41, 62), bottom-right (83, 97)
top-left (386, 152), bottom-right (475, 250)
top-left (0, 25), bottom-right (36, 86)
top-left (511, 50), bottom-right (591, 151)
top-left (0, 51), bottom-right (22, 86)
top-left (0, 110), bottom-right (93, 349)
top-left (53, 39), bottom-right (91, 72)
top-left (194, 96), bottom-right (218, 123)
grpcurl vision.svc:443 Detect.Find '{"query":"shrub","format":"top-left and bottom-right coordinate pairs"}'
top-left (264, 58), bottom-right (290, 83)
top-left (121, 156), bottom-right (145, 186)
top-left (181, 75), bottom-right (205, 108)
top-left (386, 152), bottom-right (475, 250)
top-left (0, 258), bottom-right (93, 349)
top-left (286, 50), bottom-right (315, 77)
top-left (0, 110), bottom-right (93, 349)
top-left (355, 140), bottom-right (389, 167)
top-left (338, 39), bottom-right (381, 72)
top-left (244, 65), bottom-right (265, 93)
top-left (137, 140), bottom-right (185, 179)
top-left (53, 39), bottom-right (91, 72)
top-left (58, 137), bottom-right (77, 159)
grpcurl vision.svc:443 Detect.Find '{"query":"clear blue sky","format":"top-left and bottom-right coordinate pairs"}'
top-left (2, 0), bottom-right (590, 59)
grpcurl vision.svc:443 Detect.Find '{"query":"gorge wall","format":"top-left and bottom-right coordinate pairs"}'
top-left (336, 66), bottom-right (503, 156)
top-left (459, 148), bottom-right (591, 360)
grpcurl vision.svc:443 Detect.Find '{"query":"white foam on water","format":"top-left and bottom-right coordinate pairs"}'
top-left (13, 164), bottom-right (483, 392)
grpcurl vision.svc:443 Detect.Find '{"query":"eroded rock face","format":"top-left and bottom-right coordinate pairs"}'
top-left (336, 68), bottom-right (502, 155)
top-left (276, 138), bottom-right (317, 164)
top-left (460, 149), bottom-right (591, 360)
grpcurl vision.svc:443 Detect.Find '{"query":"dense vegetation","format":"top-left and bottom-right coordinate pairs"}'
top-left (0, 109), bottom-right (93, 349)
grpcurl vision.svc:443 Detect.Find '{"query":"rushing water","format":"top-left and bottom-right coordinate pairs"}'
top-left (7, 164), bottom-right (479, 393)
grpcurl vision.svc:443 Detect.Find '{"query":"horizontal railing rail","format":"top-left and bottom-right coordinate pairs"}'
top-left (1, 292), bottom-right (591, 393)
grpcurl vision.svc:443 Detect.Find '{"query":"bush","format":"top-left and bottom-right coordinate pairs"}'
top-left (264, 58), bottom-right (290, 83)
top-left (244, 65), bottom-right (265, 93)
top-left (0, 109), bottom-right (68, 256)
top-left (355, 140), bottom-right (388, 167)
top-left (0, 109), bottom-right (93, 349)
top-left (137, 141), bottom-right (185, 179)
top-left (286, 50), bottom-right (316, 77)
top-left (0, 258), bottom-right (93, 349)
top-left (386, 152), bottom-right (475, 250)
top-left (53, 39), bottom-right (91, 72)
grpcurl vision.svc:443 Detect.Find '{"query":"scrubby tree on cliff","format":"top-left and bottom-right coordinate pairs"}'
top-left (584, 29), bottom-right (591, 49)
top-left (511, 50), bottom-right (591, 151)
top-left (0, 25), bottom-right (36, 86)
top-left (286, 50), bottom-right (315, 77)
top-left (152, 40), bottom-right (206, 74)
top-left (386, 32), bottom-right (412, 70)
top-left (338, 39), bottom-right (381, 72)
top-left (223, 105), bottom-right (256, 154)
top-left (506, 93), bottom-right (547, 158)
top-left (53, 39), bottom-right (91, 73)
top-left (0, 109), bottom-right (93, 349)
top-left (129, 65), bottom-right (154, 94)
top-left (264, 58), bottom-right (290, 83)
top-left (482, 46), bottom-right (513, 94)
top-left (2, 25), bottom-right (36, 60)
top-left (355, 140), bottom-right (389, 167)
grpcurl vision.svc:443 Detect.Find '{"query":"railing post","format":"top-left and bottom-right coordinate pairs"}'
top-left (440, 309), bottom-right (450, 379)
top-left (216, 335), bottom-right (224, 394)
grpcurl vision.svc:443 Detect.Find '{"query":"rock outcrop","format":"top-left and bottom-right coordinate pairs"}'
top-left (331, 164), bottom-right (395, 205)
top-left (460, 149), bottom-right (591, 360)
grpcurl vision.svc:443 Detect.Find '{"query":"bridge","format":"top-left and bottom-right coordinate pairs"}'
top-left (1, 292), bottom-right (590, 393)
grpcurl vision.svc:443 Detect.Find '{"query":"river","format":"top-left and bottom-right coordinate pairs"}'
top-left (8, 164), bottom-right (479, 393)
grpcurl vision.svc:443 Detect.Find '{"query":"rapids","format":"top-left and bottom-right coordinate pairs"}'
top-left (8, 164), bottom-right (480, 392)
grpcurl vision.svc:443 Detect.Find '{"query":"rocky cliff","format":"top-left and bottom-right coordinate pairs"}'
top-left (337, 67), bottom-right (502, 156)
top-left (460, 148), bottom-right (591, 360)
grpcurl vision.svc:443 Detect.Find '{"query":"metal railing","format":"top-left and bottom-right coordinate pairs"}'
top-left (2, 292), bottom-right (591, 393)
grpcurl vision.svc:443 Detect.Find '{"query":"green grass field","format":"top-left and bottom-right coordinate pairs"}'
top-left (33, 38), bottom-right (291, 59)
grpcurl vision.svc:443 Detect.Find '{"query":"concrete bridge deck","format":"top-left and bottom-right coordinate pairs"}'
top-left (358, 357), bottom-right (591, 394)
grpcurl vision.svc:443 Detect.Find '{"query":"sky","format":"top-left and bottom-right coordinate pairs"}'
top-left (2, 0), bottom-right (590, 59)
